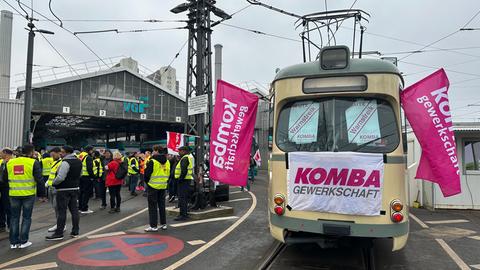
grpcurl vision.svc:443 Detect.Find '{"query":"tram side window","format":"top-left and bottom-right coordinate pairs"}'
top-left (276, 97), bottom-right (399, 153)
top-left (464, 141), bottom-right (480, 171)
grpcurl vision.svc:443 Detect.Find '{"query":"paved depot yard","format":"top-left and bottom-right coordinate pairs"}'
top-left (0, 172), bottom-right (480, 269)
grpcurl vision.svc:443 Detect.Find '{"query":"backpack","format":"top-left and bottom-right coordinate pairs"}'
top-left (115, 160), bottom-right (128, 179)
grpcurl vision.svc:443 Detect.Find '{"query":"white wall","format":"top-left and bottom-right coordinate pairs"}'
top-left (407, 130), bottom-right (480, 209)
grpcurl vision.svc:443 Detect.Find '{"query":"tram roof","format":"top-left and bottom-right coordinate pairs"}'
top-left (274, 58), bottom-right (401, 82)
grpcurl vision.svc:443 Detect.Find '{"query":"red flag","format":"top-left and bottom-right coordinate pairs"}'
top-left (210, 80), bottom-right (259, 186)
top-left (253, 149), bottom-right (262, 167)
top-left (401, 69), bottom-right (461, 197)
top-left (166, 131), bottom-right (184, 155)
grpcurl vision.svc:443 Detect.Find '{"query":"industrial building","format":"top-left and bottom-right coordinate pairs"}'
top-left (15, 59), bottom-right (186, 150)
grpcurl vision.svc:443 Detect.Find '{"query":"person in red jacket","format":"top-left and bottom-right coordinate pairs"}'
top-left (106, 152), bottom-right (123, 213)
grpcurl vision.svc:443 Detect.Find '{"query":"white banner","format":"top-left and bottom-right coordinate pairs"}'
top-left (287, 152), bottom-right (384, 216)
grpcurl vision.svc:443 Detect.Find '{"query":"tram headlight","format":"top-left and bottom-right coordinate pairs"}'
top-left (274, 194), bottom-right (285, 205)
top-left (391, 200), bottom-right (403, 212)
top-left (274, 205), bottom-right (285, 216)
top-left (391, 212), bottom-right (404, 223)
top-left (320, 46), bottom-right (350, 70)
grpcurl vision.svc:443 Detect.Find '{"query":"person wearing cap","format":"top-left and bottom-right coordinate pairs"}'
top-left (3, 144), bottom-right (46, 249)
top-left (78, 146), bottom-right (95, 214)
top-left (45, 148), bottom-right (62, 233)
top-left (0, 148), bottom-right (14, 232)
top-left (144, 145), bottom-right (170, 231)
top-left (174, 146), bottom-right (194, 221)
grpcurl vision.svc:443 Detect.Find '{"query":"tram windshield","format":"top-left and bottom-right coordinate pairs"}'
top-left (276, 97), bottom-right (399, 153)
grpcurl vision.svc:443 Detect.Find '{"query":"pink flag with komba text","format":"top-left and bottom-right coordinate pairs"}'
top-left (401, 69), bottom-right (461, 197)
top-left (210, 80), bottom-right (259, 186)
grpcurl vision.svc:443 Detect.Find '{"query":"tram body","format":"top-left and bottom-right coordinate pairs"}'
top-left (268, 46), bottom-right (408, 251)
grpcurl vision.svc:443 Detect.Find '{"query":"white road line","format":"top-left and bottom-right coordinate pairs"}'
top-left (471, 264), bottom-right (480, 269)
top-left (426, 219), bottom-right (470, 225)
top-left (436, 239), bottom-right (470, 270)
top-left (87, 231), bottom-right (126, 239)
top-left (170, 216), bottom-right (239, 228)
top-left (226, 198), bottom-right (252, 203)
top-left (469, 236), bottom-right (480, 241)
top-left (229, 191), bottom-right (243, 195)
top-left (164, 191), bottom-right (257, 270)
top-left (187, 240), bottom-right (206, 246)
top-left (409, 213), bottom-right (429, 229)
top-left (3, 262), bottom-right (58, 270)
top-left (0, 208), bottom-right (148, 270)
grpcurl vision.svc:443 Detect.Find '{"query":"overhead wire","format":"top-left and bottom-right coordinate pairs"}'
top-left (219, 23), bottom-right (301, 43)
top-left (398, 8), bottom-right (480, 61)
top-left (13, 0), bottom-right (111, 68)
top-left (328, 0), bottom-right (358, 45)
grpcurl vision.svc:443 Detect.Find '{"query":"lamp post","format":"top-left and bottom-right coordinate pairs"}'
top-left (171, 0), bottom-right (230, 206)
top-left (22, 18), bottom-right (54, 144)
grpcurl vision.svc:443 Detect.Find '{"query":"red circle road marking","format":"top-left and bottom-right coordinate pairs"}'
top-left (58, 234), bottom-right (184, 267)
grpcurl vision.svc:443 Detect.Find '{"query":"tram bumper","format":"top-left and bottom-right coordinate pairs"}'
top-left (270, 213), bottom-right (409, 251)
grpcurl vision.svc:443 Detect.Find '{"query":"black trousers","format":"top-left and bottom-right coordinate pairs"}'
top-left (168, 177), bottom-right (177, 197)
top-left (147, 187), bottom-right (166, 227)
top-left (0, 187), bottom-right (11, 228)
top-left (79, 177), bottom-right (93, 211)
top-left (108, 185), bottom-right (122, 209)
top-left (97, 178), bottom-right (107, 207)
top-left (177, 179), bottom-right (190, 217)
top-left (55, 190), bottom-right (80, 235)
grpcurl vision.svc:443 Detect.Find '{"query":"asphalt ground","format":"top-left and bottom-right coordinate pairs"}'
top-left (0, 172), bottom-right (273, 270)
top-left (2, 174), bottom-right (480, 270)
top-left (268, 207), bottom-right (480, 270)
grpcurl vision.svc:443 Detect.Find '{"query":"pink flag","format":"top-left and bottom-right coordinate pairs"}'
top-left (166, 131), bottom-right (184, 155)
top-left (210, 80), bottom-right (259, 186)
top-left (401, 69), bottom-right (461, 197)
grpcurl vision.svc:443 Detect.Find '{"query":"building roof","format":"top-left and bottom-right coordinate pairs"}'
top-left (17, 66), bottom-right (185, 102)
top-left (453, 122), bottom-right (480, 132)
top-left (274, 58), bottom-right (402, 82)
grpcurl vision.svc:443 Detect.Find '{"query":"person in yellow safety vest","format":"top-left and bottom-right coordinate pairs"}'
top-left (92, 151), bottom-right (104, 201)
top-left (41, 153), bottom-right (54, 184)
top-left (78, 146), bottom-right (95, 214)
top-left (0, 148), bottom-right (14, 233)
top-left (2, 144), bottom-right (46, 249)
top-left (45, 148), bottom-right (62, 233)
top-left (174, 146), bottom-right (193, 221)
top-left (127, 152), bottom-right (140, 196)
top-left (144, 145), bottom-right (170, 232)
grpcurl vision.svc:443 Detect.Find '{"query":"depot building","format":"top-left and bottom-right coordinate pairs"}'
top-left (16, 60), bottom-right (185, 150)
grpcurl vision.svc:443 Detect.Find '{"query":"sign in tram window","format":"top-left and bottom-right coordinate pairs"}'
top-left (345, 100), bottom-right (382, 145)
top-left (288, 101), bottom-right (320, 144)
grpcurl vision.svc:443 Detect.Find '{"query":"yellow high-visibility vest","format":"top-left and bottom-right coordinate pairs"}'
top-left (148, 159), bottom-right (170, 190)
top-left (79, 152), bottom-right (90, 176)
top-left (7, 157), bottom-right (36, 197)
top-left (93, 158), bottom-right (103, 178)
top-left (128, 157), bottom-right (139, 175)
top-left (174, 155), bottom-right (193, 180)
top-left (41, 157), bottom-right (54, 177)
top-left (47, 159), bottom-right (62, 186)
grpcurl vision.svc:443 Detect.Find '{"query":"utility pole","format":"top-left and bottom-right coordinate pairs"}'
top-left (21, 16), bottom-right (54, 144)
top-left (171, 0), bottom-right (230, 206)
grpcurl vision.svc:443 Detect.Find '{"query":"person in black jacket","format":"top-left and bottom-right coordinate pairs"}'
top-left (46, 145), bottom-right (82, 241)
top-left (79, 146), bottom-right (95, 214)
top-left (0, 148), bottom-right (13, 232)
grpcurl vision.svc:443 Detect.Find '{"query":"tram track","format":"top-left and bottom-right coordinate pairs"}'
top-left (257, 241), bottom-right (287, 270)
top-left (257, 240), bottom-right (377, 270)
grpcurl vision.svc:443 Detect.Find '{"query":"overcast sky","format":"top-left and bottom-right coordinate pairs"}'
top-left (1, 0), bottom-right (480, 121)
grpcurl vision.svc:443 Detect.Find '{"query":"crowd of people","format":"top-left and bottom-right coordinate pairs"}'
top-left (0, 144), bottom-right (194, 249)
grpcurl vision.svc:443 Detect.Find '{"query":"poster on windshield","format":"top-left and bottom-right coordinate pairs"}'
top-left (287, 152), bottom-right (384, 216)
top-left (345, 100), bottom-right (381, 145)
top-left (288, 101), bottom-right (320, 144)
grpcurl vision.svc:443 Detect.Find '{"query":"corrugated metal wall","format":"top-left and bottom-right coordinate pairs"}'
top-left (0, 98), bottom-right (23, 148)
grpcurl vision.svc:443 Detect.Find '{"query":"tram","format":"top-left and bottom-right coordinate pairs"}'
top-left (268, 46), bottom-right (408, 252)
